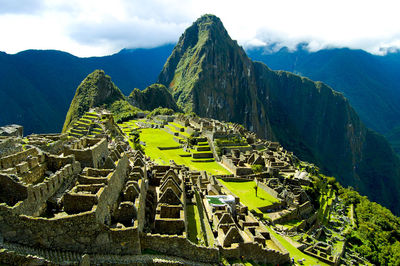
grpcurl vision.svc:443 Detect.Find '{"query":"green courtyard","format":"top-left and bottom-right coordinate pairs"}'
top-left (218, 179), bottom-right (279, 211)
top-left (119, 121), bottom-right (231, 175)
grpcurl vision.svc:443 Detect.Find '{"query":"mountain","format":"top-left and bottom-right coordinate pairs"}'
top-left (158, 14), bottom-right (274, 139)
top-left (158, 14), bottom-right (400, 215)
top-left (62, 70), bottom-right (126, 131)
top-left (128, 83), bottom-right (180, 112)
top-left (0, 45), bottom-right (173, 134)
top-left (247, 46), bottom-right (400, 154)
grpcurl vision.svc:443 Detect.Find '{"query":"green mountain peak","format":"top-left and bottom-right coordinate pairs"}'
top-left (158, 15), bottom-right (400, 215)
top-left (62, 69), bottom-right (125, 132)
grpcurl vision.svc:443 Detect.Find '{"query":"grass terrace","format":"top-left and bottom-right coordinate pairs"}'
top-left (187, 204), bottom-right (203, 245)
top-left (122, 124), bottom-right (230, 175)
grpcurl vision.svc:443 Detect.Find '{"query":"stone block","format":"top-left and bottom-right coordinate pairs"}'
top-left (16, 161), bottom-right (29, 174)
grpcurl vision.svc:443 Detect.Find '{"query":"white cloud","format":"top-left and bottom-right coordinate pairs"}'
top-left (0, 0), bottom-right (399, 56)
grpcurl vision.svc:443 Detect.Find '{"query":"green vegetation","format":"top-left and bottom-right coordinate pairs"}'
top-left (338, 187), bottom-right (400, 265)
top-left (128, 83), bottom-right (180, 112)
top-left (108, 100), bottom-right (142, 123)
top-left (122, 125), bottom-right (230, 175)
top-left (147, 107), bottom-right (175, 117)
top-left (158, 12), bottom-right (400, 218)
top-left (251, 164), bottom-right (263, 173)
top-left (218, 179), bottom-right (279, 211)
top-left (186, 204), bottom-right (203, 244)
top-left (267, 227), bottom-right (329, 266)
top-left (62, 70), bottom-right (126, 132)
top-left (215, 136), bottom-right (248, 147)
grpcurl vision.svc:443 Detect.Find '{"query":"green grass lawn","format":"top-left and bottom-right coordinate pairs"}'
top-left (169, 121), bottom-right (184, 128)
top-left (218, 180), bottom-right (279, 211)
top-left (187, 204), bottom-right (203, 244)
top-left (281, 219), bottom-right (304, 229)
top-left (135, 127), bottom-right (231, 175)
top-left (267, 227), bottom-right (329, 266)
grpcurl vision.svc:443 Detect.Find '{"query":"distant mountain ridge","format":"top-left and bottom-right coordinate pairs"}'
top-left (2, 15), bottom-right (400, 215)
top-left (0, 45), bottom-right (174, 134)
top-left (158, 14), bottom-right (400, 215)
top-left (247, 46), bottom-right (400, 154)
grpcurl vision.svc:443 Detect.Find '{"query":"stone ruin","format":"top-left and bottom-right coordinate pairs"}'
top-left (0, 113), bottom-right (315, 265)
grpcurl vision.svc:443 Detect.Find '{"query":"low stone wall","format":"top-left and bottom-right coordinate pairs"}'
top-left (221, 155), bottom-right (236, 173)
top-left (0, 204), bottom-right (141, 255)
top-left (8, 162), bottom-right (81, 216)
top-left (192, 152), bottom-right (213, 159)
top-left (236, 167), bottom-right (253, 176)
top-left (219, 242), bottom-right (290, 264)
top-left (65, 138), bottom-right (108, 168)
top-left (219, 177), bottom-right (250, 182)
top-left (140, 233), bottom-right (219, 263)
top-left (0, 248), bottom-right (52, 265)
top-left (0, 147), bottom-right (38, 169)
top-left (45, 154), bottom-right (75, 171)
top-left (157, 146), bottom-right (180, 150)
top-left (0, 137), bottom-right (22, 158)
top-left (257, 182), bottom-right (279, 198)
top-left (258, 202), bottom-right (285, 213)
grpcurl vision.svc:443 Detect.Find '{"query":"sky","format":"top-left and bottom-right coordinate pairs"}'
top-left (0, 0), bottom-right (399, 57)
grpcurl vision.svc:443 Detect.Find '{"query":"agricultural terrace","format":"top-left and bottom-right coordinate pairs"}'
top-left (119, 120), bottom-right (231, 175)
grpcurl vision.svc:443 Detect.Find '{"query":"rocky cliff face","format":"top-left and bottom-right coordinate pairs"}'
top-left (159, 15), bottom-right (273, 139)
top-left (128, 83), bottom-right (180, 112)
top-left (62, 70), bottom-right (125, 131)
top-left (158, 14), bottom-right (400, 214)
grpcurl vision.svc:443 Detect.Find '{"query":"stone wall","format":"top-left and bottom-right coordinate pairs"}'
top-left (0, 153), bottom-right (141, 255)
top-left (0, 148), bottom-right (38, 169)
top-left (219, 242), bottom-right (290, 264)
top-left (94, 154), bottom-right (129, 224)
top-left (0, 174), bottom-right (28, 206)
top-left (0, 204), bottom-right (141, 255)
top-left (140, 233), bottom-right (219, 263)
top-left (135, 177), bottom-right (147, 232)
top-left (65, 138), bottom-right (108, 168)
top-left (221, 155), bottom-right (237, 173)
top-left (0, 137), bottom-right (22, 158)
top-left (45, 154), bottom-right (75, 171)
top-left (257, 182), bottom-right (279, 198)
top-left (236, 167), bottom-right (253, 176)
top-left (3, 162), bottom-right (81, 216)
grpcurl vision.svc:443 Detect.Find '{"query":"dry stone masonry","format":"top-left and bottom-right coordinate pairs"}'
top-left (0, 110), bottom-right (361, 265)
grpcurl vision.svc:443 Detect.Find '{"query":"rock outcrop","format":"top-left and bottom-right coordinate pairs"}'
top-left (0, 125), bottom-right (23, 137)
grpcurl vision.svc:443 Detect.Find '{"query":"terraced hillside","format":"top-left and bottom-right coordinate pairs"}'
top-left (118, 118), bottom-right (230, 175)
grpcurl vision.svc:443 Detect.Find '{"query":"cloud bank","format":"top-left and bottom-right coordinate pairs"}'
top-left (0, 0), bottom-right (399, 57)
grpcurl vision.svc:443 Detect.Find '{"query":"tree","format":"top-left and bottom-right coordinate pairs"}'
top-left (251, 164), bottom-right (263, 173)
